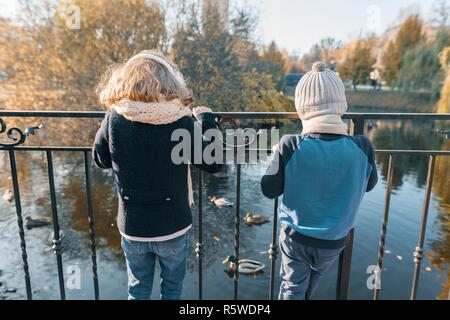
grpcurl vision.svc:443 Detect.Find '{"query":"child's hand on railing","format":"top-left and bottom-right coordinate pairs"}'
top-left (193, 106), bottom-right (213, 119)
top-left (272, 144), bottom-right (280, 153)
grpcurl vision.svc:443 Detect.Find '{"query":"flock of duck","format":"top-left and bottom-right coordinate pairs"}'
top-left (208, 196), bottom-right (270, 226)
top-left (2, 189), bottom-right (435, 275)
top-left (3, 189), bottom-right (269, 274)
top-left (209, 195), bottom-right (269, 275)
top-left (4, 189), bottom-right (268, 275)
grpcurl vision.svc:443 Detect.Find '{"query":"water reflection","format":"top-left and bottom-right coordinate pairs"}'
top-left (370, 121), bottom-right (449, 299)
top-left (428, 140), bottom-right (450, 300)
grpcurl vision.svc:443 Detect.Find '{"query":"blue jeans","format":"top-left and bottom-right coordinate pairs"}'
top-left (121, 233), bottom-right (188, 300)
top-left (278, 228), bottom-right (345, 300)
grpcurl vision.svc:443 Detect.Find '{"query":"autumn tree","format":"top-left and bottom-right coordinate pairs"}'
top-left (338, 37), bottom-right (377, 90)
top-left (260, 41), bottom-right (286, 92)
top-left (382, 15), bottom-right (424, 86)
top-left (172, 3), bottom-right (291, 112)
top-left (429, 45), bottom-right (450, 301)
top-left (0, 0), bottom-right (167, 111)
top-left (438, 46), bottom-right (450, 113)
top-left (396, 30), bottom-right (450, 97)
top-left (172, 4), bottom-right (242, 110)
top-left (282, 51), bottom-right (304, 74)
top-left (301, 37), bottom-right (342, 71)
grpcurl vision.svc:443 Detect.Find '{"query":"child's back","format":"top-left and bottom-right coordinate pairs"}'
top-left (261, 62), bottom-right (378, 300)
top-left (262, 133), bottom-right (377, 246)
top-left (98, 112), bottom-right (219, 238)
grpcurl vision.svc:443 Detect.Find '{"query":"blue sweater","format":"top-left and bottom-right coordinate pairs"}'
top-left (261, 133), bottom-right (378, 248)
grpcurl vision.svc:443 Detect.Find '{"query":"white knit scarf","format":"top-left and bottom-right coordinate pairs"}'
top-left (301, 115), bottom-right (349, 136)
top-left (113, 98), bottom-right (195, 206)
top-left (113, 98), bottom-right (192, 125)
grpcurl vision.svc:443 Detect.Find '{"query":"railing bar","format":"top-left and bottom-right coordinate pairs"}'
top-left (373, 154), bottom-right (395, 300)
top-left (3, 147), bottom-right (450, 157)
top-left (233, 163), bottom-right (241, 300)
top-left (352, 116), bottom-right (365, 135)
top-left (0, 110), bottom-right (449, 121)
top-left (410, 155), bottom-right (436, 300)
top-left (8, 149), bottom-right (33, 300)
top-left (268, 197), bottom-right (279, 300)
top-left (0, 111), bottom-right (107, 118)
top-left (335, 117), bottom-right (364, 300)
top-left (46, 150), bottom-right (66, 300)
top-left (83, 151), bottom-right (100, 300)
top-left (196, 169), bottom-right (203, 300)
top-left (1, 147), bottom-right (92, 152)
top-left (336, 229), bottom-right (355, 300)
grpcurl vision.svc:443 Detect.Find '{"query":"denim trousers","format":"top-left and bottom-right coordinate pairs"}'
top-left (278, 228), bottom-right (345, 300)
top-left (121, 233), bottom-right (188, 300)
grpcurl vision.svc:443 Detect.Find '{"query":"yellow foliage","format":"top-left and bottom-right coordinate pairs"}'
top-left (0, 0), bottom-right (167, 111)
top-left (438, 46), bottom-right (450, 113)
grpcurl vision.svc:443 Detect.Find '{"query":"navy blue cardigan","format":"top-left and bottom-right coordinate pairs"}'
top-left (92, 111), bottom-right (222, 238)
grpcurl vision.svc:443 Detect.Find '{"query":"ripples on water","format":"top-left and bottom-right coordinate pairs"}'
top-left (0, 119), bottom-right (448, 300)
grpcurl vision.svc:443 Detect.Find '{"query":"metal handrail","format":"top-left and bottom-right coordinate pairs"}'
top-left (0, 110), bottom-right (450, 120)
top-left (4, 146), bottom-right (450, 155)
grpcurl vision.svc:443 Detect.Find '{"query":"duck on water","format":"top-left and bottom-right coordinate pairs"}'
top-left (223, 255), bottom-right (265, 275)
top-left (25, 216), bottom-right (51, 230)
top-left (3, 190), bottom-right (13, 202)
top-left (208, 196), bottom-right (234, 208)
top-left (244, 213), bottom-right (270, 226)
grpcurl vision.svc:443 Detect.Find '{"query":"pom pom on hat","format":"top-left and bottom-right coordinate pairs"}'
top-left (312, 61), bottom-right (326, 72)
top-left (295, 61), bottom-right (348, 121)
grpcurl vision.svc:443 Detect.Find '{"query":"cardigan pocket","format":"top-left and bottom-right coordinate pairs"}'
top-left (119, 189), bottom-right (174, 205)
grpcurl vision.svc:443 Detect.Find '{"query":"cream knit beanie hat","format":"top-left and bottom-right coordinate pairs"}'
top-left (295, 62), bottom-right (349, 135)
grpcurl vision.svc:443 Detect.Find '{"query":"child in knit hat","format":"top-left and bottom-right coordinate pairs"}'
top-left (261, 61), bottom-right (378, 300)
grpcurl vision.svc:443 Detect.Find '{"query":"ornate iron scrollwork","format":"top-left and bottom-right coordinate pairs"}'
top-left (0, 117), bottom-right (42, 148)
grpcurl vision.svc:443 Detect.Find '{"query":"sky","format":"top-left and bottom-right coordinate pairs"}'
top-left (0, 0), bottom-right (440, 53)
top-left (240, 0), bottom-right (438, 54)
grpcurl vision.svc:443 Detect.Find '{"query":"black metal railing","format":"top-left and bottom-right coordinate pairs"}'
top-left (0, 110), bottom-right (449, 301)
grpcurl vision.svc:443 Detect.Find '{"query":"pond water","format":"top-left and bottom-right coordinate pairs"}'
top-left (0, 114), bottom-right (448, 300)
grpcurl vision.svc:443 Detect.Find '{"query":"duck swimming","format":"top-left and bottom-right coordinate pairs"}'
top-left (223, 255), bottom-right (265, 275)
top-left (244, 213), bottom-right (270, 226)
top-left (25, 216), bottom-right (51, 230)
top-left (3, 189), bottom-right (13, 202)
top-left (208, 196), bottom-right (234, 208)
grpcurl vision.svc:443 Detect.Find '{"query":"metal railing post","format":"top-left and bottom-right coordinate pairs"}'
top-left (373, 154), bottom-right (395, 300)
top-left (46, 150), bottom-right (66, 300)
top-left (233, 163), bottom-right (241, 300)
top-left (268, 197), bottom-right (279, 300)
top-left (410, 155), bottom-right (436, 300)
top-left (8, 149), bottom-right (33, 300)
top-left (83, 151), bottom-right (100, 300)
top-left (195, 169), bottom-right (204, 300)
top-left (336, 117), bottom-right (365, 300)
top-left (336, 229), bottom-right (355, 300)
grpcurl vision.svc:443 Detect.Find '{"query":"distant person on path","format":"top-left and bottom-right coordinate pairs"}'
top-left (370, 68), bottom-right (381, 91)
top-left (93, 50), bottom-right (222, 300)
top-left (261, 61), bottom-right (378, 300)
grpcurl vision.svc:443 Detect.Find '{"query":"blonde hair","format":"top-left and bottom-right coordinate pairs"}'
top-left (96, 50), bottom-right (193, 107)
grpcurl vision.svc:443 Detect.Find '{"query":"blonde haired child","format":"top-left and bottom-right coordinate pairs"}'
top-left (93, 50), bottom-right (221, 300)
